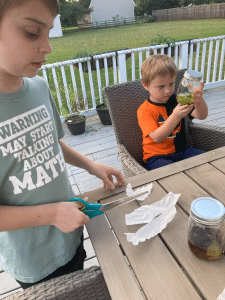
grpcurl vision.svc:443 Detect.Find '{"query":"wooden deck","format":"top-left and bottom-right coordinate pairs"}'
top-left (63, 114), bottom-right (123, 195)
top-left (0, 86), bottom-right (224, 299)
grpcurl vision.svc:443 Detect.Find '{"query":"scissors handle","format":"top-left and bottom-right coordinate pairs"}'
top-left (69, 198), bottom-right (103, 219)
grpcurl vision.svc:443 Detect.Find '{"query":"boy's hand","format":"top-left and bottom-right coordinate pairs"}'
top-left (52, 197), bottom-right (90, 233)
top-left (187, 82), bottom-right (204, 105)
top-left (89, 162), bottom-right (125, 190)
top-left (173, 103), bottom-right (194, 119)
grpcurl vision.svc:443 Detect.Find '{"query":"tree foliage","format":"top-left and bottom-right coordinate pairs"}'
top-left (59, 0), bottom-right (92, 27)
top-left (78, 0), bottom-right (92, 9)
top-left (134, 0), bottom-right (180, 16)
top-left (134, 0), bottom-right (225, 15)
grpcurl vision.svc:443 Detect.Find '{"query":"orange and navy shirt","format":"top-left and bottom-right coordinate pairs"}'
top-left (137, 94), bottom-right (189, 162)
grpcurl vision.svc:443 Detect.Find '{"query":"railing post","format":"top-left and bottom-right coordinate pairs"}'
top-left (179, 42), bottom-right (189, 70)
top-left (117, 51), bottom-right (127, 83)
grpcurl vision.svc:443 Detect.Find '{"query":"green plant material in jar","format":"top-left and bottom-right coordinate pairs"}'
top-left (177, 93), bottom-right (195, 105)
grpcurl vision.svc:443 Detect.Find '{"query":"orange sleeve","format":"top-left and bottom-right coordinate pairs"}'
top-left (137, 101), bottom-right (158, 138)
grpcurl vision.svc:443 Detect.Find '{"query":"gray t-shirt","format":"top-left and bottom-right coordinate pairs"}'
top-left (0, 76), bottom-right (83, 283)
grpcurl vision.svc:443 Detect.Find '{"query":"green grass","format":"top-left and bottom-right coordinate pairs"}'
top-left (47, 19), bottom-right (225, 64)
top-left (39, 19), bottom-right (225, 114)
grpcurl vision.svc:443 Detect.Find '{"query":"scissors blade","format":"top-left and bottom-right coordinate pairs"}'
top-left (100, 191), bottom-right (148, 212)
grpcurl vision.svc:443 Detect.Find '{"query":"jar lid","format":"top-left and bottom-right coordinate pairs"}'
top-left (191, 197), bottom-right (225, 225)
top-left (184, 70), bottom-right (203, 81)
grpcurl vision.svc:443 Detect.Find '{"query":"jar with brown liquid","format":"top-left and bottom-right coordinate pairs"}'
top-left (188, 197), bottom-right (225, 261)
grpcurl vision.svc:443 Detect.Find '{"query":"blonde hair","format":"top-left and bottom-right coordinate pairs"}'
top-left (0, 0), bottom-right (59, 23)
top-left (141, 54), bottom-right (177, 86)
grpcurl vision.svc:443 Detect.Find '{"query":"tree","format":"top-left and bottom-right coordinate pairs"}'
top-left (59, 0), bottom-right (92, 27)
top-left (134, 0), bottom-right (180, 16)
top-left (78, 0), bottom-right (92, 9)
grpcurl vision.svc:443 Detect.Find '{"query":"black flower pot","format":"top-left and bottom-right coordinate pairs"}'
top-left (65, 116), bottom-right (86, 135)
top-left (96, 104), bottom-right (112, 125)
top-left (74, 48), bottom-right (131, 73)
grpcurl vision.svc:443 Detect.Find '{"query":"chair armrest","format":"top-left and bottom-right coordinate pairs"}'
top-left (3, 266), bottom-right (111, 300)
top-left (117, 143), bottom-right (147, 178)
top-left (189, 123), bottom-right (225, 151)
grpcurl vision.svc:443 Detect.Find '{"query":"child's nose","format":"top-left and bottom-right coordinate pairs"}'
top-left (165, 86), bottom-right (172, 94)
top-left (39, 37), bottom-right (52, 55)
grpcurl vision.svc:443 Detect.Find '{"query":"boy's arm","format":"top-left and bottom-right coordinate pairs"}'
top-left (58, 140), bottom-right (125, 190)
top-left (189, 83), bottom-right (208, 120)
top-left (149, 105), bottom-right (194, 143)
top-left (190, 97), bottom-right (208, 120)
top-left (0, 201), bottom-right (89, 233)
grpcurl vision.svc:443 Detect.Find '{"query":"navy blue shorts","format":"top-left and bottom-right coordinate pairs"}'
top-left (146, 146), bottom-right (205, 171)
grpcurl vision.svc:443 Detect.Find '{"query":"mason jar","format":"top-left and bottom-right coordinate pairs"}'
top-left (188, 197), bottom-right (225, 261)
top-left (177, 70), bottom-right (203, 105)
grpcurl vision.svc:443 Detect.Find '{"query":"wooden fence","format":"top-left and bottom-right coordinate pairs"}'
top-left (78, 15), bottom-right (154, 29)
top-left (152, 3), bottom-right (225, 22)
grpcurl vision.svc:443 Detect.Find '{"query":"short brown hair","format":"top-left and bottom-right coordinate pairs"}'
top-left (141, 54), bottom-right (177, 86)
top-left (0, 0), bottom-right (60, 23)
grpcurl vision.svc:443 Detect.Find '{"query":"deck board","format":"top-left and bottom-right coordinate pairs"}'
top-left (1, 86), bottom-right (224, 298)
top-left (193, 86), bottom-right (225, 126)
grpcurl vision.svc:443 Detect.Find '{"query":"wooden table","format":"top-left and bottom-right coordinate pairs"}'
top-left (82, 146), bottom-right (225, 300)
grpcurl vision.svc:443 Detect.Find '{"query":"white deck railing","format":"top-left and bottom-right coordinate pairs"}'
top-left (40, 35), bottom-right (225, 116)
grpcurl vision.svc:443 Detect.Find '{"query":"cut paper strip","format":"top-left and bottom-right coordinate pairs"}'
top-left (124, 192), bottom-right (181, 245)
top-left (217, 288), bottom-right (225, 300)
top-left (125, 183), bottom-right (152, 201)
top-left (125, 192), bottom-right (180, 225)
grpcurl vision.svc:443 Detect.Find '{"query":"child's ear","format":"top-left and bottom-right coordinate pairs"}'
top-left (142, 81), bottom-right (149, 91)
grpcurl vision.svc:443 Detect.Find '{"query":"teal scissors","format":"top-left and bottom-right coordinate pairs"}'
top-left (69, 191), bottom-right (148, 219)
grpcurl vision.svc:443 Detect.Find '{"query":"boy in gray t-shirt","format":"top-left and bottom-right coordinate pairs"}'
top-left (0, 0), bottom-right (125, 288)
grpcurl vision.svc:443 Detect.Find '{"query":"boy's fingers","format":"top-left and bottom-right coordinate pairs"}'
top-left (102, 181), bottom-right (106, 189)
top-left (199, 82), bottom-right (204, 89)
top-left (73, 202), bottom-right (84, 209)
top-left (115, 173), bottom-right (125, 186)
top-left (102, 177), bottom-right (115, 189)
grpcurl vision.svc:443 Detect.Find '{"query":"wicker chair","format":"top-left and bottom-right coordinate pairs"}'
top-left (3, 266), bottom-right (111, 300)
top-left (103, 69), bottom-right (225, 178)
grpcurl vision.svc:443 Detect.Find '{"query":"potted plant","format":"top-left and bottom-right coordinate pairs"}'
top-left (149, 34), bottom-right (176, 56)
top-left (149, 34), bottom-right (197, 56)
top-left (73, 48), bottom-right (131, 73)
top-left (73, 49), bottom-right (95, 73)
top-left (96, 100), bottom-right (112, 126)
top-left (62, 96), bottom-right (87, 135)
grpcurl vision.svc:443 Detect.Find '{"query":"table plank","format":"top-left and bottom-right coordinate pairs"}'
top-left (81, 146), bottom-right (225, 202)
top-left (161, 205), bottom-right (225, 300)
top-left (157, 172), bottom-right (210, 214)
top-left (83, 149), bottom-right (225, 300)
top-left (105, 182), bottom-right (202, 300)
top-left (185, 163), bottom-right (225, 205)
top-left (86, 215), bottom-right (144, 300)
top-left (210, 156), bottom-right (225, 174)
top-left (158, 174), bottom-right (225, 300)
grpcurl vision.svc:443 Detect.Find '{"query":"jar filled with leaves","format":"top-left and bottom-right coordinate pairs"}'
top-left (188, 197), bottom-right (225, 261)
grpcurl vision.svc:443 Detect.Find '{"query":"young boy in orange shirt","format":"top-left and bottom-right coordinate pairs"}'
top-left (137, 54), bottom-right (208, 171)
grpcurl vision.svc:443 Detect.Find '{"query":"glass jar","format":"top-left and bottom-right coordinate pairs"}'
top-left (188, 197), bottom-right (225, 261)
top-left (177, 70), bottom-right (203, 105)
